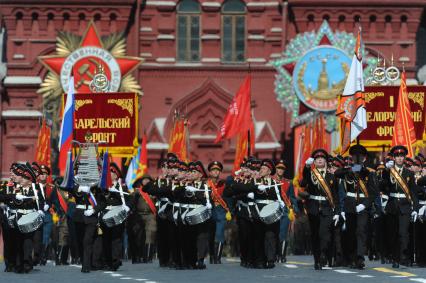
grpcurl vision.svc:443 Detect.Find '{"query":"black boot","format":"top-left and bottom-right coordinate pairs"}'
top-left (142, 244), bottom-right (148, 263)
top-left (146, 244), bottom-right (153, 263)
top-left (56, 246), bottom-right (63, 266)
top-left (61, 246), bottom-right (70, 265)
top-left (196, 259), bottom-right (206, 269)
top-left (215, 242), bottom-right (223, 264)
top-left (40, 244), bottom-right (48, 266)
top-left (279, 241), bottom-right (287, 263)
top-left (213, 242), bottom-right (219, 264)
top-left (356, 256), bottom-right (365, 270)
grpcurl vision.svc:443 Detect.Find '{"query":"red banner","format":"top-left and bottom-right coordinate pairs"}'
top-left (358, 86), bottom-right (425, 149)
top-left (72, 92), bottom-right (138, 156)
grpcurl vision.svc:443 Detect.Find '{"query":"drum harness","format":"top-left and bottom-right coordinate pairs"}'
top-left (156, 178), bottom-right (171, 216)
top-left (236, 180), bottom-right (255, 219)
top-left (254, 178), bottom-right (284, 216)
top-left (172, 181), bottom-right (211, 225)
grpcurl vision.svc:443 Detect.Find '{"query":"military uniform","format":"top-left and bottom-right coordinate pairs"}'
top-left (130, 175), bottom-right (157, 263)
top-left (274, 160), bottom-right (299, 263)
top-left (414, 155), bottom-right (426, 266)
top-left (70, 184), bottom-right (106, 273)
top-left (381, 146), bottom-right (418, 268)
top-left (0, 174), bottom-right (18, 272)
top-left (207, 161), bottom-right (229, 264)
top-left (50, 178), bottom-right (71, 265)
top-left (143, 175), bottom-right (181, 268)
top-left (225, 159), bottom-right (259, 268)
top-left (12, 164), bottom-right (46, 273)
top-left (300, 149), bottom-right (340, 270)
top-left (335, 145), bottom-right (378, 269)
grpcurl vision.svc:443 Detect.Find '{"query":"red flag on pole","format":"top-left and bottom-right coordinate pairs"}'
top-left (391, 71), bottom-right (417, 157)
top-left (135, 132), bottom-right (148, 180)
top-left (215, 75), bottom-right (252, 143)
top-left (35, 119), bottom-right (52, 169)
top-left (232, 122), bottom-right (255, 173)
top-left (168, 118), bottom-right (189, 162)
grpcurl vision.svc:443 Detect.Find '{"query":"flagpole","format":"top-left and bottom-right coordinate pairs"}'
top-left (247, 130), bottom-right (251, 157)
top-left (247, 63), bottom-right (252, 157)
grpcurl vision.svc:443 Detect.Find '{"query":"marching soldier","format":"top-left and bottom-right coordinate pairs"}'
top-left (274, 160), bottom-right (299, 263)
top-left (414, 155), bottom-right (426, 266)
top-left (382, 145), bottom-right (419, 268)
top-left (142, 153), bottom-right (180, 268)
top-left (70, 180), bottom-right (106, 273)
top-left (181, 161), bottom-right (212, 269)
top-left (51, 177), bottom-right (71, 266)
top-left (207, 161), bottom-right (230, 264)
top-left (253, 159), bottom-right (285, 268)
top-left (335, 145), bottom-right (378, 269)
top-left (0, 164), bottom-right (21, 272)
top-left (300, 149), bottom-right (340, 270)
top-left (373, 162), bottom-right (391, 264)
top-left (13, 164), bottom-right (46, 273)
top-left (131, 175), bottom-right (157, 263)
top-left (328, 156), bottom-right (346, 267)
top-left (31, 163), bottom-right (54, 266)
top-left (224, 159), bottom-right (258, 268)
top-left (101, 163), bottom-right (131, 271)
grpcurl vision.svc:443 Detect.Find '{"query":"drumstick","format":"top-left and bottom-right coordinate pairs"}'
top-left (17, 196), bottom-right (36, 200)
top-left (108, 190), bottom-right (130, 195)
top-left (255, 183), bottom-right (285, 189)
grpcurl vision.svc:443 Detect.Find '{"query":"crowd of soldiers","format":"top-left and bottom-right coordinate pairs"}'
top-left (0, 144), bottom-right (426, 273)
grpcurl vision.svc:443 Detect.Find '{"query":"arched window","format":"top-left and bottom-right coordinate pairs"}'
top-left (177, 0), bottom-right (201, 62)
top-left (222, 0), bottom-right (246, 62)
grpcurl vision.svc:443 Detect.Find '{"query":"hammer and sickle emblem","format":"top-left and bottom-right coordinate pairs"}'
top-left (75, 59), bottom-right (104, 89)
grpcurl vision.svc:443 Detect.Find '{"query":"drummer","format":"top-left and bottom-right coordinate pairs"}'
top-left (181, 161), bottom-right (212, 269)
top-left (13, 163), bottom-right (46, 273)
top-left (1, 163), bottom-right (21, 272)
top-left (101, 162), bottom-right (131, 271)
top-left (30, 162), bottom-right (52, 266)
top-left (69, 173), bottom-right (106, 273)
top-left (253, 159), bottom-right (285, 269)
top-left (274, 160), bottom-right (299, 263)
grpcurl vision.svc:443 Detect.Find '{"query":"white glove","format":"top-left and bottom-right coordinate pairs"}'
top-left (122, 205), bottom-right (130, 213)
top-left (356, 204), bottom-right (366, 213)
top-left (247, 192), bottom-right (254, 199)
top-left (278, 200), bottom-right (285, 208)
top-left (333, 214), bottom-right (339, 226)
top-left (84, 209), bottom-right (94, 217)
top-left (43, 204), bottom-right (49, 212)
top-left (206, 203), bottom-right (212, 209)
top-left (109, 187), bottom-right (119, 193)
top-left (79, 185), bottom-right (90, 193)
top-left (412, 211), bottom-right (418, 222)
top-left (15, 194), bottom-right (25, 200)
top-left (385, 161), bottom-right (394, 169)
top-left (38, 210), bottom-right (45, 217)
top-left (419, 205), bottom-right (426, 217)
top-left (340, 212), bottom-right (346, 221)
top-left (185, 186), bottom-right (197, 192)
top-left (257, 184), bottom-right (268, 191)
top-left (306, 157), bottom-right (314, 166)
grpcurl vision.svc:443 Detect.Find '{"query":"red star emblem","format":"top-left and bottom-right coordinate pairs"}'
top-left (39, 21), bottom-right (142, 93)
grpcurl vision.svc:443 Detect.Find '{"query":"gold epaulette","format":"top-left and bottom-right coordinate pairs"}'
top-left (366, 167), bottom-right (376, 173)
